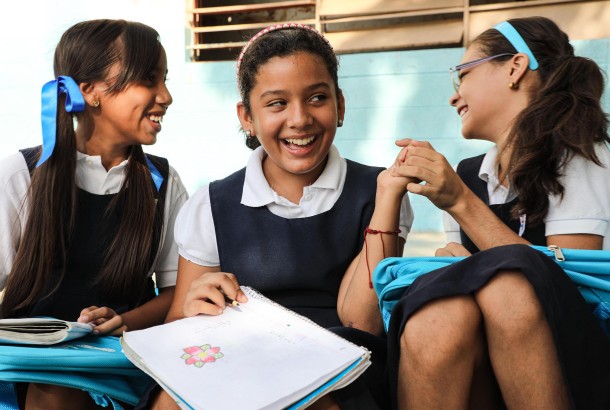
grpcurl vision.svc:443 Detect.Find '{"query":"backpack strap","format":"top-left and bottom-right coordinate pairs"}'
top-left (144, 154), bottom-right (169, 203)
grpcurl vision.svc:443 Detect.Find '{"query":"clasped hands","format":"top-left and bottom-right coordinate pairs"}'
top-left (388, 138), bottom-right (468, 212)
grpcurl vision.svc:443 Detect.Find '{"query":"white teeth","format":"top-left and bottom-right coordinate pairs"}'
top-left (148, 115), bottom-right (163, 124)
top-left (459, 107), bottom-right (468, 117)
top-left (285, 136), bottom-right (315, 146)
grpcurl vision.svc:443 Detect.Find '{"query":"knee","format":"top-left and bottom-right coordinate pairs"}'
top-left (400, 296), bottom-right (482, 369)
top-left (476, 271), bottom-right (546, 340)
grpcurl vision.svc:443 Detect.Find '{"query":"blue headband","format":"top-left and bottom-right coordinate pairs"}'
top-left (38, 76), bottom-right (163, 191)
top-left (494, 21), bottom-right (539, 70)
top-left (39, 76), bottom-right (85, 167)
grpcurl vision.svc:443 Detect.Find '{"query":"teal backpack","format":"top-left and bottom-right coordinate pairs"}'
top-left (0, 336), bottom-right (151, 409)
top-left (373, 245), bottom-right (610, 335)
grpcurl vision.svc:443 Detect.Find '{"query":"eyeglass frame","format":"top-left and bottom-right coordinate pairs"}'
top-left (449, 53), bottom-right (515, 91)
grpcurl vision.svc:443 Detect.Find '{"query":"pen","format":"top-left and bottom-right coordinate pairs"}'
top-left (224, 295), bottom-right (240, 307)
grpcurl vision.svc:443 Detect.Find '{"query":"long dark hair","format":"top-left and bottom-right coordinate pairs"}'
top-left (236, 26), bottom-right (340, 149)
top-left (475, 16), bottom-right (609, 225)
top-left (2, 19), bottom-right (164, 318)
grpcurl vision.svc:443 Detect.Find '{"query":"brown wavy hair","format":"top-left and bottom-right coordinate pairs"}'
top-left (2, 19), bottom-right (164, 318)
top-left (474, 16), bottom-right (609, 225)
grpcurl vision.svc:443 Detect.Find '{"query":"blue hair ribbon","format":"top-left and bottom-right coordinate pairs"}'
top-left (494, 21), bottom-right (539, 71)
top-left (145, 157), bottom-right (163, 192)
top-left (38, 76), bottom-right (86, 167)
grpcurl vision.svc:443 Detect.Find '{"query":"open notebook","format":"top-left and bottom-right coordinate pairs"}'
top-left (0, 318), bottom-right (93, 345)
top-left (121, 287), bottom-right (371, 410)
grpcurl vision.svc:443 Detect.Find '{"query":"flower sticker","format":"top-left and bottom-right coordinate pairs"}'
top-left (181, 344), bottom-right (224, 368)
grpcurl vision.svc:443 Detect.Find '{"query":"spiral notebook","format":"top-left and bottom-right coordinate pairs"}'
top-left (120, 287), bottom-right (371, 410)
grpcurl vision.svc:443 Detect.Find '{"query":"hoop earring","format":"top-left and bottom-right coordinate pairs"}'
top-left (92, 99), bottom-right (100, 108)
top-left (337, 119), bottom-right (343, 127)
top-left (508, 82), bottom-right (519, 90)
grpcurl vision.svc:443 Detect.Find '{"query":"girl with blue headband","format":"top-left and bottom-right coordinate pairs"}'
top-left (385, 16), bottom-right (610, 408)
top-left (0, 19), bottom-right (188, 408)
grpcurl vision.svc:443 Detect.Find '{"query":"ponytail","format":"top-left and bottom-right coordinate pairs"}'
top-left (1, 97), bottom-right (77, 318)
top-left (97, 145), bottom-right (160, 305)
top-left (509, 56), bottom-right (609, 225)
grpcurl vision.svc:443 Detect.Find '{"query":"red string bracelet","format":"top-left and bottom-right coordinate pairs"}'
top-left (364, 226), bottom-right (401, 288)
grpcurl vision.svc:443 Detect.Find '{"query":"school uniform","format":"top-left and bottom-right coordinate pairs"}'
top-left (386, 144), bottom-right (610, 409)
top-left (175, 145), bottom-right (413, 324)
top-left (167, 145), bottom-right (413, 410)
top-left (0, 148), bottom-right (188, 319)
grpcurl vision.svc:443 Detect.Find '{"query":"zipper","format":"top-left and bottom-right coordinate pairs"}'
top-left (548, 245), bottom-right (565, 262)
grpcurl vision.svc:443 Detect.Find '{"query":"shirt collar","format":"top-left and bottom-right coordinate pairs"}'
top-left (241, 145), bottom-right (342, 207)
top-left (478, 146), bottom-right (498, 183)
top-left (76, 151), bottom-right (129, 169)
top-left (480, 145), bottom-right (518, 201)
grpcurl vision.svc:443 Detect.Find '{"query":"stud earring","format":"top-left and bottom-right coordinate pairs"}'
top-left (92, 99), bottom-right (100, 108)
top-left (337, 119), bottom-right (343, 127)
top-left (245, 130), bottom-right (251, 137)
top-left (508, 82), bottom-right (519, 90)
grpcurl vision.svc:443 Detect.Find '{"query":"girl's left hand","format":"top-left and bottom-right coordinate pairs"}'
top-left (77, 306), bottom-right (126, 336)
top-left (435, 242), bottom-right (472, 257)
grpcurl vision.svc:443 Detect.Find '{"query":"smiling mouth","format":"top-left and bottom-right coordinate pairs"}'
top-left (283, 136), bottom-right (316, 147)
top-left (148, 115), bottom-right (163, 124)
top-left (458, 106), bottom-right (468, 117)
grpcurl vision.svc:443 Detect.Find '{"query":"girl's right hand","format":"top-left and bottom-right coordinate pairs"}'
top-left (183, 272), bottom-right (247, 317)
top-left (392, 139), bottom-right (468, 211)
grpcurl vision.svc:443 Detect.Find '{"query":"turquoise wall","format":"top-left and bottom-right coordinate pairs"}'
top-left (1, 1), bottom-right (609, 231)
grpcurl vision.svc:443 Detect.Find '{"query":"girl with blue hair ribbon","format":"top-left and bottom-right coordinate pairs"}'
top-left (385, 16), bottom-right (610, 409)
top-left (0, 19), bottom-right (188, 408)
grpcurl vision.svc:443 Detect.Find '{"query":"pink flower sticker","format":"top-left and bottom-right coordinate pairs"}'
top-left (181, 344), bottom-right (224, 368)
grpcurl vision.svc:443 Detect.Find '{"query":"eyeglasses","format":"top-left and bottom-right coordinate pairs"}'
top-left (449, 53), bottom-right (515, 91)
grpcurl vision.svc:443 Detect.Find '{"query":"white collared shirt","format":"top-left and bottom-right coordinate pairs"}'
top-left (0, 150), bottom-right (188, 289)
top-left (444, 144), bottom-right (610, 249)
top-left (175, 145), bottom-right (414, 266)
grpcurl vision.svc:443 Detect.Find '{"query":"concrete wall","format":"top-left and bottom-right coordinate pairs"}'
top-left (1, 0), bottom-right (609, 231)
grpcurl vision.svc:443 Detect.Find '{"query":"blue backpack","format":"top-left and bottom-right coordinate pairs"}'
top-left (0, 336), bottom-right (151, 409)
top-left (373, 245), bottom-right (610, 335)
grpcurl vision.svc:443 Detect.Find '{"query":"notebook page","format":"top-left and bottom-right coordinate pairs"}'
top-left (122, 288), bottom-right (367, 410)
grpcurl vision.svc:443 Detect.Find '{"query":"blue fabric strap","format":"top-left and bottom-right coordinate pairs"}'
top-left (0, 382), bottom-right (19, 410)
top-left (146, 156), bottom-right (163, 192)
top-left (494, 21), bottom-right (540, 70)
top-left (38, 76), bottom-right (86, 167)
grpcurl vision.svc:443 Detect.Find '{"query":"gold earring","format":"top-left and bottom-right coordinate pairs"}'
top-left (92, 99), bottom-right (100, 108)
top-left (508, 82), bottom-right (519, 90)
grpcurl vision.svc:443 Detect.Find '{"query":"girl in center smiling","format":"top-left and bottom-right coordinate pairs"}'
top-left (143, 24), bottom-right (414, 409)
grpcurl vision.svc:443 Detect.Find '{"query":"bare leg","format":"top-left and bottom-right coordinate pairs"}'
top-left (475, 271), bottom-right (570, 410)
top-left (151, 389), bottom-right (181, 410)
top-left (25, 384), bottom-right (94, 410)
top-left (398, 295), bottom-right (489, 410)
top-left (308, 395), bottom-right (341, 410)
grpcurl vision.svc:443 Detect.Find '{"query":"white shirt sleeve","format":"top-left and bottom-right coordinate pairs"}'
top-left (0, 153), bottom-right (31, 290)
top-left (443, 211), bottom-right (461, 243)
top-left (174, 185), bottom-right (220, 267)
top-left (545, 144), bottom-right (610, 241)
top-left (152, 166), bottom-right (190, 288)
